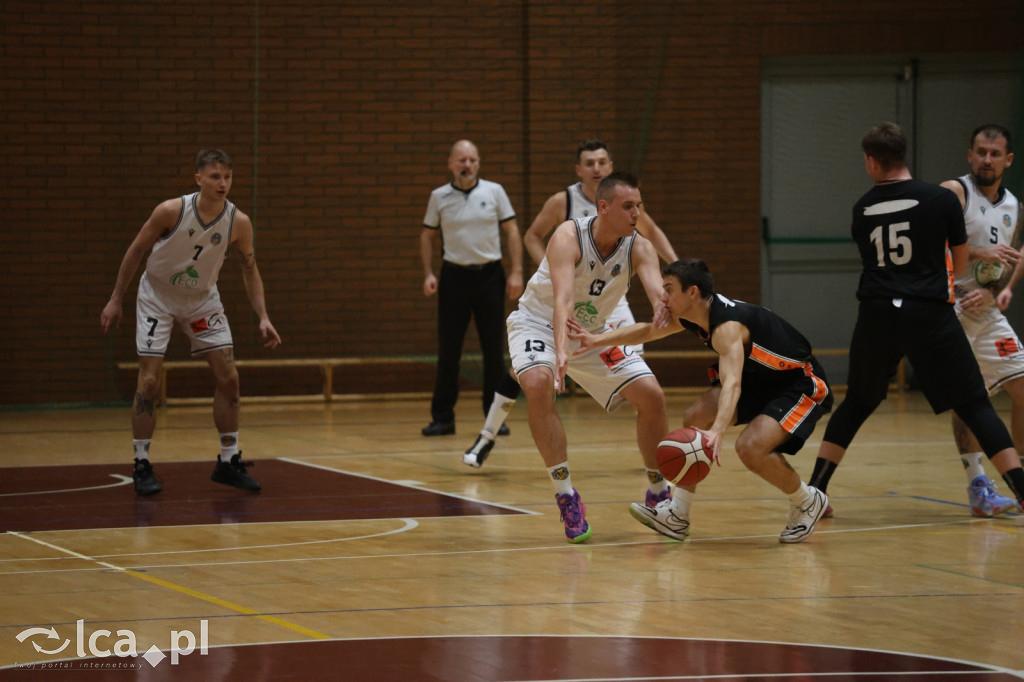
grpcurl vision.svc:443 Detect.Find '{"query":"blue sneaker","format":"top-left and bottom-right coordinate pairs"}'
top-left (555, 489), bottom-right (591, 543)
top-left (968, 475), bottom-right (1019, 517)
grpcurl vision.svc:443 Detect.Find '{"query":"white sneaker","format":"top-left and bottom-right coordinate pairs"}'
top-left (780, 486), bottom-right (828, 544)
top-left (629, 499), bottom-right (690, 540)
top-left (462, 434), bottom-right (495, 468)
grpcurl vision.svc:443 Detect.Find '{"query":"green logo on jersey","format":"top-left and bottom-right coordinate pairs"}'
top-left (170, 265), bottom-right (200, 288)
top-left (573, 300), bottom-right (599, 328)
top-left (972, 260), bottom-right (1004, 286)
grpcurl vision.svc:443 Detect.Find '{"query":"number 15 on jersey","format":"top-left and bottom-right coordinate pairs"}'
top-left (869, 221), bottom-right (912, 266)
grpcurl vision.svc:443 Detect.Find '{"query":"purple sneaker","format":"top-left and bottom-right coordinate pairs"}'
top-left (645, 487), bottom-right (672, 508)
top-left (555, 489), bottom-right (592, 543)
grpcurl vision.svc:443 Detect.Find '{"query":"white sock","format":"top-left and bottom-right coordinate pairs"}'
top-left (219, 432), bottom-right (239, 461)
top-left (646, 468), bottom-right (669, 496)
top-left (788, 481), bottom-right (812, 506)
top-left (961, 452), bottom-right (985, 482)
top-left (481, 392), bottom-right (516, 438)
top-left (133, 439), bottom-right (151, 461)
top-left (547, 462), bottom-right (574, 496)
top-left (671, 488), bottom-right (695, 517)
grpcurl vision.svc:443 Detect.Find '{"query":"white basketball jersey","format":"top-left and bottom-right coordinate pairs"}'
top-left (144, 193), bottom-right (234, 293)
top-left (516, 216), bottom-right (635, 332)
top-left (955, 174), bottom-right (1020, 294)
top-left (565, 182), bottom-right (598, 221)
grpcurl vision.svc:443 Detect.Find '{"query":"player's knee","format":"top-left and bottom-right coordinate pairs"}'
top-left (214, 366), bottom-right (240, 395)
top-left (954, 397), bottom-right (1013, 456)
top-left (733, 433), bottom-right (762, 471)
top-left (683, 401), bottom-right (714, 430)
top-left (632, 380), bottom-right (665, 413)
top-left (518, 367), bottom-right (553, 397)
top-left (136, 372), bottom-right (160, 398)
top-left (825, 390), bottom-right (879, 446)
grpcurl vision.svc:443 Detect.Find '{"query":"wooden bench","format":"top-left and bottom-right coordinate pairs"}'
top-left (118, 348), bottom-right (904, 406)
top-left (116, 357), bottom-right (425, 406)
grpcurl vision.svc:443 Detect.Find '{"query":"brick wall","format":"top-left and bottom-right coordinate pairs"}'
top-left (2, 0), bottom-right (1022, 405)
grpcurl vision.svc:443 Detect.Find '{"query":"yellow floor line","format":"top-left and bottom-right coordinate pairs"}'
top-left (10, 531), bottom-right (330, 640)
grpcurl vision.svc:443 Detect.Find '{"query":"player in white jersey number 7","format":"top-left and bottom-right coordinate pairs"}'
top-left (100, 149), bottom-right (281, 497)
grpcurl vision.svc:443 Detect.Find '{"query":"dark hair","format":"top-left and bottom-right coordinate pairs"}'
top-left (662, 258), bottom-right (714, 299)
top-left (576, 139), bottom-right (609, 162)
top-left (971, 124), bottom-right (1013, 154)
top-left (596, 170), bottom-right (639, 203)
top-left (861, 122), bottom-right (907, 171)
top-left (195, 149), bottom-right (233, 172)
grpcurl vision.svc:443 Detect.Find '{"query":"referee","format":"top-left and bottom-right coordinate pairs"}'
top-left (419, 140), bottom-right (523, 436)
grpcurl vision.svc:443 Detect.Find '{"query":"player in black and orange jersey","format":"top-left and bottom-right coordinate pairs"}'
top-left (807, 122), bottom-right (1024, 515)
top-left (571, 257), bottom-right (834, 544)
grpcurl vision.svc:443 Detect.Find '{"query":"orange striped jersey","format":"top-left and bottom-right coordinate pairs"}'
top-left (679, 293), bottom-right (827, 398)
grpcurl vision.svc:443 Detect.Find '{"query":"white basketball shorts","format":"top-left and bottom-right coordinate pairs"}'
top-left (957, 304), bottom-right (1024, 393)
top-left (506, 309), bottom-right (653, 412)
top-left (136, 273), bottom-right (233, 357)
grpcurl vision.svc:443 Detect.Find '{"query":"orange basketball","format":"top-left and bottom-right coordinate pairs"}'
top-left (656, 427), bottom-right (713, 486)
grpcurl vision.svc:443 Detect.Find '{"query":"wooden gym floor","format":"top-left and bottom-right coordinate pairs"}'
top-left (0, 390), bottom-right (1022, 680)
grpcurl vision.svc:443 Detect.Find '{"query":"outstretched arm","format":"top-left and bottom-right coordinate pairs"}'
top-left (569, 318), bottom-right (680, 355)
top-left (569, 237), bottom-right (681, 353)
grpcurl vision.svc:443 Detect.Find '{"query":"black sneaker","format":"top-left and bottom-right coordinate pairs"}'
top-left (497, 423), bottom-right (510, 436)
top-left (133, 458), bottom-right (162, 496)
top-left (421, 421), bottom-right (455, 436)
top-left (211, 453), bottom-right (262, 491)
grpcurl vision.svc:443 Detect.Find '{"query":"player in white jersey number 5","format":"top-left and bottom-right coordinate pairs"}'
top-left (942, 124), bottom-right (1023, 517)
top-left (100, 149), bottom-right (281, 496)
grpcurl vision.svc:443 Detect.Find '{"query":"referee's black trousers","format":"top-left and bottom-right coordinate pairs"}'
top-left (431, 261), bottom-right (507, 424)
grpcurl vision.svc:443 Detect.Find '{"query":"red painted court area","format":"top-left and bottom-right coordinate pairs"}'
top-left (0, 459), bottom-right (524, 532)
top-left (1, 636), bottom-right (1017, 681)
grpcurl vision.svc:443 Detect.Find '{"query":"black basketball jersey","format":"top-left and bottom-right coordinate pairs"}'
top-left (679, 294), bottom-right (821, 387)
top-left (851, 179), bottom-right (966, 303)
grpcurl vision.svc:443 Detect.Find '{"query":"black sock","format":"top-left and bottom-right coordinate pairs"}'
top-left (809, 458), bottom-right (838, 493)
top-left (1001, 468), bottom-right (1024, 503)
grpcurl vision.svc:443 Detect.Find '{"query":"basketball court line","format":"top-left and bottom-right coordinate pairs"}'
top-left (278, 456), bottom-right (540, 515)
top-left (6, 531), bottom-right (331, 641)
top-left (514, 673), bottom-right (1012, 680)
top-left (0, 474), bottom-right (133, 498)
top-left (0, 515), bottom-right (1003, 578)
